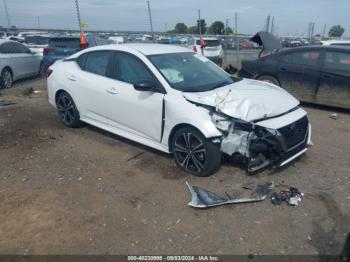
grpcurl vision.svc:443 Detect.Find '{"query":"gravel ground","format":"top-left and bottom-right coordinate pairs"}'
top-left (0, 77), bottom-right (349, 255)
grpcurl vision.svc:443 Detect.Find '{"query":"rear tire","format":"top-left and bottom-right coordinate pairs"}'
top-left (172, 127), bottom-right (222, 177)
top-left (0, 68), bottom-right (13, 89)
top-left (257, 75), bottom-right (280, 86)
top-left (56, 92), bottom-right (82, 128)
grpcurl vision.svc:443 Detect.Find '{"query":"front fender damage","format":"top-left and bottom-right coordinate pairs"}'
top-left (210, 111), bottom-right (287, 172)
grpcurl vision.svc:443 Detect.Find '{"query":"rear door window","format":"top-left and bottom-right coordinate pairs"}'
top-left (281, 51), bottom-right (320, 66)
top-left (49, 38), bottom-right (80, 48)
top-left (323, 51), bottom-right (350, 71)
top-left (81, 51), bottom-right (113, 76)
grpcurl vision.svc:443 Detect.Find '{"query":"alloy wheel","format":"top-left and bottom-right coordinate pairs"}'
top-left (173, 132), bottom-right (207, 173)
top-left (2, 70), bottom-right (13, 89)
top-left (57, 94), bottom-right (76, 126)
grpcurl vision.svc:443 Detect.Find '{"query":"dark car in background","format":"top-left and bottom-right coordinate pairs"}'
top-left (239, 45), bottom-right (350, 109)
top-left (41, 35), bottom-right (111, 74)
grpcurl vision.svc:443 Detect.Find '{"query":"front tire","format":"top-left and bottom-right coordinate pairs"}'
top-left (0, 68), bottom-right (13, 89)
top-left (172, 127), bottom-right (222, 177)
top-left (56, 92), bottom-right (81, 128)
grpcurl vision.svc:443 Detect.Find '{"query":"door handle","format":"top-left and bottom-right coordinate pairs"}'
top-left (106, 88), bottom-right (118, 95)
top-left (280, 67), bottom-right (287, 71)
top-left (322, 74), bottom-right (332, 79)
top-left (68, 75), bottom-right (77, 81)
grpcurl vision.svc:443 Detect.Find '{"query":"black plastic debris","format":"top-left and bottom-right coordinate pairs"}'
top-left (186, 181), bottom-right (274, 209)
top-left (271, 185), bottom-right (304, 206)
top-left (0, 100), bottom-right (17, 107)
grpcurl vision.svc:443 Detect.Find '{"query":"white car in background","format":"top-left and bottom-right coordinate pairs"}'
top-left (47, 44), bottom-right (311, 176)
top-left (321, 39), bottom-right (350, 47)
top-left (0, 40), bottom-right (42, 88)
top-left (24, 35), bottom-right (51, 57)
top-left (189, 37), bottom-right (223, 65)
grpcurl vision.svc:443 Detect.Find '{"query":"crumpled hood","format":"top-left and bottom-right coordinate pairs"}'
top-left (184, 79), bottom-right (300, 122)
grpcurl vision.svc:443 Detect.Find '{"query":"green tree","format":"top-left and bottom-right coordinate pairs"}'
top-left (225, 26), bottom-right (233, 35)
top-left (328, 25), bottom-right (345, 37)
top-left (208, 21), bottom-right (225, 35)
top-left (174, 23), bottom-right (188, 34)
top-left (187, 26), bottom-right (198, 34)
top-left (197, 19), bottom-right (207, 34)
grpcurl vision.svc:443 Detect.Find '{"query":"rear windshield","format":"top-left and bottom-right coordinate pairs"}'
top-left (196, 40), bottom-right (220, 47)
top-left (24, 36), bottom-right (50, 45)
top-left (49, 38), bottom-right (80, 48)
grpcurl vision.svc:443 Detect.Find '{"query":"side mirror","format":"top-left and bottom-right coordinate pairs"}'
top-left (133, 80), bottom-right (156, 92)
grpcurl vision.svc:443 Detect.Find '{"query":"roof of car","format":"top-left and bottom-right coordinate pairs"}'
top-left (276, 45), bottom-right (350, 54)
top-left (321, 39), bottom-right (350, 45)
top-left (74, 43), bottom-right (192, 56)
top-left (0, 39), bottom-right (16, 45)
top-left (193, 37), bottom-right (219, 41)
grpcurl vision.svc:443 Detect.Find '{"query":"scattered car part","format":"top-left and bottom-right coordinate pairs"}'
top-left (330, 113), bottom-right (338, 120)
top-left (186, 181), bottom-right (274, 208)
top-left (0, 99), bottom-right (16, 107)
top-left (271, 185), bottom-right (304, 206)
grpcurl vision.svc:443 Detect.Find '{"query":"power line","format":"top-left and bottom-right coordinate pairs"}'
top-left (37, 16), bottom-right (41, 29)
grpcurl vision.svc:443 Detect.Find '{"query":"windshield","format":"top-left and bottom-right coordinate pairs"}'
top-left (148, 52), bottom-right (235, 92)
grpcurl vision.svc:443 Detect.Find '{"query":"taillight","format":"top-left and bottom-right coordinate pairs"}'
top-left (192, 45), bottom-right (197, 52)
top-left (43, 47), bottom-right (55, 55)
top-left (46, 68), bottom-right (53, 78)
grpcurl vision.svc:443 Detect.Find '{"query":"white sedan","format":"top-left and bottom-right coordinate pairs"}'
top-left (0, 40), bottom-right (42, 88)
top-left (47, 44), bottom-right (312, 176)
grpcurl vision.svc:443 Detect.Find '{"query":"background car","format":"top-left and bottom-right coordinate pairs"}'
top-left (0, 39), bottom-right (42, 88)
top-left (321, 39), bottom-right (350, 47)
top-left (24, 35), bottom-right (51, 57)
top-left (41, 35), bottom-right (116, 74)
top-left (239, 45), bottom-right (350, 109)
top-left (188, 37), bottom-right (223, 65)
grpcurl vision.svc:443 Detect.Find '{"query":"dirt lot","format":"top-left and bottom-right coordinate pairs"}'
top-left (0, 77), bottom-right (349, 256)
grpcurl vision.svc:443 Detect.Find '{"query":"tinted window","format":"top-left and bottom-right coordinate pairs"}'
top-left (49, 38), bottom-right (80, 48)
top-left (281, 51), bottom-right (320, 66)
top-left (24, 36), bottom-right (50, 45)
top-left (83, 51), bottom-right (113, 76)
top-left (0, 42), bottom-right (29, 53)
top-left (196, 39), bottom-right (220, 47)
top-left (13, 42), bottom-right (31, 53)
top-left (330, 43), bottom-right (350, 47)
top-left (114, 52), bottom-right (155, 84)
top-left (324, 51), bottom-right (350, 71)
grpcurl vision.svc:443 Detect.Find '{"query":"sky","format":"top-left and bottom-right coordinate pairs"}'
top-left (1, 0), bottom-right (349, 37)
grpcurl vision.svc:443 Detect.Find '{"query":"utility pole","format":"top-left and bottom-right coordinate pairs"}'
top-left (271, 16), bottom-right (274, 34)
top-left (37, 16), bottom-right (41, 30)
top-left (225, 18), bottom-right (229, 35)
top-left (147, 0), bottom-right (154, 38)
top-left (234, 12), bottom-right (238, 34)
top-left (322, 24), bottom-right (326, 38)
top-left (3, 0), bottom-right (11, 29)
top-left (74, 0), bottom-right (82, 31)
top-left (198, 9), bottom-right (201, 35)
top-left (311, 22), bottom-right (315, 40)
top-left (265, 15), bottom-right (271, 32)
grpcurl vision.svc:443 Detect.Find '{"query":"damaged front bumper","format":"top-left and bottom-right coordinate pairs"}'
top-left (211, 108), bottom-right (311, 173)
